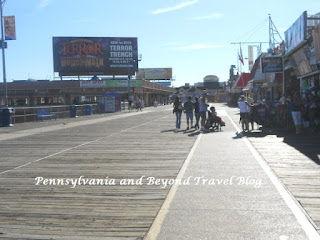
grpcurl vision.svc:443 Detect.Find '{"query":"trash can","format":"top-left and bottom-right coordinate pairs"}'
top-left (0, 107), bottom-right (14, 127)
top-left (70, 105), bottom-right (78, 118)
top-left (85, 104), bottom-right (92, 115)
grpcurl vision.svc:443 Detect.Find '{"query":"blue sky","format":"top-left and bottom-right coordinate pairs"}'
top-left (2, 0), bottom-right (320, 87)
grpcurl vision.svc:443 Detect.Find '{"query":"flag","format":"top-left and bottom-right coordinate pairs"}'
top-left (238, 46), bottom-right (244, 65)
top-left (4, 16), bottom-right (16, 40)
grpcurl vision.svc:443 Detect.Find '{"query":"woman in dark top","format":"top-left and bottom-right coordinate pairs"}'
top-left (173, 96), bottom-right (183, 132)
top-left (194, 97), bottom-right (200, 129)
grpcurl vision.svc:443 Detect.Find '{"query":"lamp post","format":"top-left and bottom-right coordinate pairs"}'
top-left (0, 0), bottom-right (7, 106)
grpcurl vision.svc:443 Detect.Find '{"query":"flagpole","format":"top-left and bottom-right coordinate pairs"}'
top-left (0, 0), bottom-right (7, 106)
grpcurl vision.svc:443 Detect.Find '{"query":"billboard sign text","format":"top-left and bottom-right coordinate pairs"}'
top-left (53, 37), bottom-right (138, 76)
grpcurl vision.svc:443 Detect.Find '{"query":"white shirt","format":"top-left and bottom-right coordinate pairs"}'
top-left (238, 100), bottom-right (249, 113)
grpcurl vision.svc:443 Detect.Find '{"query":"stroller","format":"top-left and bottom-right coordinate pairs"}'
top-left (249, 104), bottom-right (268, 129)
top-left (204, 111), bottom-right (225, 132)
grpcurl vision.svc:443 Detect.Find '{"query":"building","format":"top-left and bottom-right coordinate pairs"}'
top-left (0, 79), bottom-right (174, 107)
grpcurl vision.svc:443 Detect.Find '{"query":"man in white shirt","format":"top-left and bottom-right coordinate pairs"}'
top-left (238, 95), bottom-right (251, 132)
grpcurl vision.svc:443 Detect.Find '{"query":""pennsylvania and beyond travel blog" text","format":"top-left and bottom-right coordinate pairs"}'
top-left (34, 176), bottom-right (262, 189)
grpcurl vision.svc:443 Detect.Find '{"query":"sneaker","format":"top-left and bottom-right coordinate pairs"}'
top-left (174, 128), bottom-right (178, 133)
top-left (186, 127), bottom-right (189, 130)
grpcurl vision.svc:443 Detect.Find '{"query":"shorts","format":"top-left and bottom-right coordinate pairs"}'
top-left (240, 112), bottom-right (249, 119)
top-left (200, 111), bottom-right (207, 119)
top-left (186, 112), bottom-right (193, 121)
top-left (292, 111), bottom-right (302, 125)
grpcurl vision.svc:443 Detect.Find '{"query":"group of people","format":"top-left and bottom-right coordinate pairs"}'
top-left (172, 92), bottom-right (224, 132)
top-left (289, 92), bottom-right (320, 134)
top-left (128, 98), bottom-right (142, 112)
top-left (238, 91), bottom-right (320, 135)
top-left (237, 95), bottom-right (253, 132)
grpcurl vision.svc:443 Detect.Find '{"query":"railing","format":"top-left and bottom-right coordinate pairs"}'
top-left (12, 104), bottom-right (102, 124)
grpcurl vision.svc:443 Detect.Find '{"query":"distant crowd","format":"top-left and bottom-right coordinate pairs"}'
top-left (172, 92), bottom-right (224, 133)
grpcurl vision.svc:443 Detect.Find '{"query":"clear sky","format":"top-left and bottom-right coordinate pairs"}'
top-left (1, 0), bottom-right (319, 87)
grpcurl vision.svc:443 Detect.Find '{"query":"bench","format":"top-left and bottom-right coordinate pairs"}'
top-left (36, 109), bottom-right (56, 121)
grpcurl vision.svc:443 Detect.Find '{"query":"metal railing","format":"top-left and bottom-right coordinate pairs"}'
top-left (12, 104), bottom-right (102, 124)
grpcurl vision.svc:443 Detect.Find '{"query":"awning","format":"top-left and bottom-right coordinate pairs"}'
top-left (298, 70), bottom-right (320, 79)
top-left (231, 73), bottom-right (250, 89)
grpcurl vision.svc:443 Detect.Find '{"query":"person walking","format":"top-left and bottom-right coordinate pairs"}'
top-left (194, 97), bottom-right (201, 129)
top-left (199, 92), bottom-right (209, 131)
top-left (238, 95), bottom-right (252, 132)
top-left (183, 96), bottom-right (194, 130)
top-left (291, 93), bottom-right (303, 134)
top-left (128, 98), bottom-right (133, 112)
top-left (173, 96), bottom-right (183, 132)
top-left (137, 98), bottom-right (142, 111)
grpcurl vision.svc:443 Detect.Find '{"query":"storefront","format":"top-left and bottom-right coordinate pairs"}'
top-left (0, 79), bottom-right (174, 107)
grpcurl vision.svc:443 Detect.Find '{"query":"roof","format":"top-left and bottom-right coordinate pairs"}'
top-left (231, 73), bottom-right (250, 89)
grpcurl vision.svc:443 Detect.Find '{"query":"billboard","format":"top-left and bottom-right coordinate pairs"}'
top-left (261, 56), bottom-right (283, 73)
top-left (136, 68), bottom-right (172, 80)
top-left (285, 11), bottom-right (307, 53)
top-left (4, 16), bottom-right (16, 40)
top-left (292, 48), bottom-right (312, 76)
top-left (313, 24), bottom-right (320, 60)
top-left (53, 37), bottom-right (138, 76)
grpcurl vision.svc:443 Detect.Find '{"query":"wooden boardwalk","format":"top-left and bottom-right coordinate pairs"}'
top-left (1, 104), bottom-right (320, 239)
top-left (0, 107), bottom-right (198, 239)
top-left (226, 105), bottom-right (320, 236)
top-left (248, 135), bottom-right (320, 235)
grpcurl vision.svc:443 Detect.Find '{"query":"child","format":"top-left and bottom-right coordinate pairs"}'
top-left (208, 106), bottom-right (225, 125)
top-left (204, 106), bottom-right (225, 131)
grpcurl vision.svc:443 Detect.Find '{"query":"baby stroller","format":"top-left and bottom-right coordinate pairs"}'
top-left (204, 112), bottom-right (225, 132)
top-left (254, 103), bottom-right (268, 131)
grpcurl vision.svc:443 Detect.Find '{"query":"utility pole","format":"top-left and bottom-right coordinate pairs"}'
top-left (268, 14), bottom-right (283, 52)
top-left (0, 0), bottom-right (7, 106)
top-left (268, 14), bottom-right (285, 96)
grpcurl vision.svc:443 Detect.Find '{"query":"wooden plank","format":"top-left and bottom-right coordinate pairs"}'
top-left (0, 109), bottom-right (198, 239)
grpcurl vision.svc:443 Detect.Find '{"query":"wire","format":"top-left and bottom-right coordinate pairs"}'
top-left (233, 18), bottom-right (268, 43)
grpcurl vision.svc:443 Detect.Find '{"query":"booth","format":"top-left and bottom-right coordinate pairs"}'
top-left (103, 92), bottom-right (122, 113)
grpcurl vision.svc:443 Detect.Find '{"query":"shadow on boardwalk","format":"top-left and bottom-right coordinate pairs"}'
top-left (233, 128), bottom-right (320, 165)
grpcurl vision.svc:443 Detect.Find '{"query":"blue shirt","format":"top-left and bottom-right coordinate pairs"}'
top-left (199, 98), bottom-right (208, 112)
top-left (184, 100), bottom-right (194, 113)
top-left (194, 102), bottom-right (200, 113)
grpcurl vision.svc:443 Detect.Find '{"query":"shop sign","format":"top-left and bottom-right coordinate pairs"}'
top-left (105, 79), bottom-right (142, 87)
top-left (80, 80), bottom-right (106, 88)
top-left (261, 56), bottom-right (283, 73)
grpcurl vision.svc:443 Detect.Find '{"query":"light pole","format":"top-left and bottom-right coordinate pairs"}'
top-left (0, 0), bottom-right (7, 106)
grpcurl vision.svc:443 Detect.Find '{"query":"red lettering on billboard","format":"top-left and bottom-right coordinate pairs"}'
top-left (60, 42), bottom-right (103, 56)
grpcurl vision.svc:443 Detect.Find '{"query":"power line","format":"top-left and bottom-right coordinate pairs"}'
top-left (233, 18), bottom-right (268, 43)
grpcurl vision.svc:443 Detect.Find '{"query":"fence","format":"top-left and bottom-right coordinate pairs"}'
top-left (12, 104), bottom-right (102, 124)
